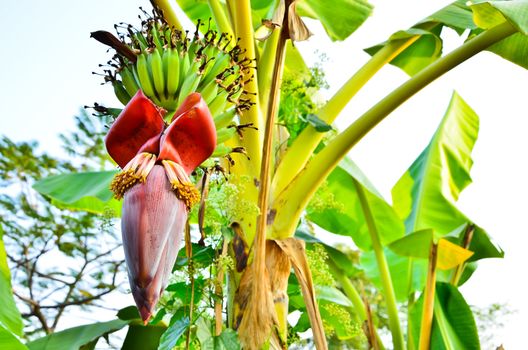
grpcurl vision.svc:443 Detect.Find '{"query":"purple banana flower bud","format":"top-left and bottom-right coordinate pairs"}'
top-left (121, 165), bottom-right (187, 323)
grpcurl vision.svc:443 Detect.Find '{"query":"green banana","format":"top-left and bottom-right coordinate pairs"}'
top-left (208, 90), bottom-right (229, 117)
top-left (136, 53), bottom-right (156, 100)
top-left (177, 57), bottom-right (202, 106)
top-left (200, 79), bottom-right (219, 105)
top-left (214, 108), bottom-right (236, 129)
top-left (150, 23), bottom-right (164, 52)
top-left (133, 32), bottom-right (148, 52)
top-left (212, 144), bottom-right (231, 157)
top-left (228, 87), bottom-right (244, 103)
top-left (177, 72), bottom-right (201, 106)
top-left (202, 52), bottom-right (231, 86)
top-left (112, 80), bottom-right (131, 105)
top-left (220, 65), bottom-right (240, 88)
top-left (165, 49), bottom-right (180, 99)
top-left (216, 127), bottom-right (237, 144)
top-left (150, 49), bottom-right (165, 98)
top-left (179, 52), bottom-right (190, 91)
top-left (120, 67), bottom-right (139, 96)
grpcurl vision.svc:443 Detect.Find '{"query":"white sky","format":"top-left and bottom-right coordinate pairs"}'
top-left (1, 0), bottom-right (527, 348)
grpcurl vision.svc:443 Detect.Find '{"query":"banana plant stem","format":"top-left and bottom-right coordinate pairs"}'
top-left (233, 0), bottom-right (262, 177)
top-left (208, 0), bottom-right (234, 39)
top-left (419, 243), bottom-right (438, 350)
top-left (272, 35), bottom-right (421, 197)
top-left (271, 21), bottom-right (517, 239)
top-left (258, 30), bottom-right (281, 117)
top-left (355, 179), bottom-right (405, 350)
top-left (152, 0), bottom-right (183, 31)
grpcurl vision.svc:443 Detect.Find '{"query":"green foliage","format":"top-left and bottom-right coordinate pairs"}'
top-left (278, 65), bottom-right (328, 143)
top-left (4, 0), bottom-right (525, 348)
top-left (0, 325), bottom-right (27, 350)
top-left (296, 0), bottom-right (373, 41)
top-left (33, 171), bottom-right (121, 216)
top-left (392, 92), bottom-right (478, 235)
top-left (307, 158), bottom-right (404, 250)
top-left (367, 0), bottom-right (528, 75)
top-left (26, 319), bottom-right (129, 350)
top-left (158, 317), bottom-right (190, 350)
top-left (409, 283), bottom-right (480, 350)
top-left (196, 318), bottom-right (242, 350)
top-left (0, 226), bottom-right (23, 337)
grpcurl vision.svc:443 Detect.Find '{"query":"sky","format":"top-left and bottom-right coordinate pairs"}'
top-left (1, 0), bottom-right (527, 348)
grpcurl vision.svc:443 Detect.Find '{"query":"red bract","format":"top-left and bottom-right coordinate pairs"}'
top-left (106, 90), bottom-right (216, 323)
top-left (105, 90), bottom-right (165, 169)
top-left (159, 93), bottom-right (217, 174)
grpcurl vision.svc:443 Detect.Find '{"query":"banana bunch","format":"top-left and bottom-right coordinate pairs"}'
top-left (93, 14), bottom-right (255, 161)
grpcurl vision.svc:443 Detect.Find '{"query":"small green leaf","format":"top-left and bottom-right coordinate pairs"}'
top-left (174, 245), bottom-right (214, 269)
top-left (166, 278), bottom-right (205, 305)
top-left (117, 306), bottom-right (140, 321)
top-left (33, 171), bottom-right (121, 216)
top-left (121, 323), bottom-right (167, 350)
top-left (158, 317), bottom-right (190, 350)
top-left (304, 114), bottom-right (332, 132)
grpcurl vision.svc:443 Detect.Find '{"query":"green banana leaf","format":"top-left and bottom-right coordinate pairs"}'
top-left (366, 0), bottom-right (528, 75)
top-left (360, 248), bottom-right (427, 301)
top-left (158, 317), bottom-right (190, 350)
top-left (365, 0), bottom-right (475, 76)
top-left (409, 282), bottom-right (480, 350)
top-left (26, 319), bottom-right (129, 350)
top-left (471, 0), bottom-right (528, 33)
top-left (444, 223), bottom-right (504, 262)
top-left (0, 226), bottom-right (24, 337)
top-left (296, 0), bottom-right (373, 41)
top-left (392, 91), bottom-right (478, 235)
top-left (365, 25), bottom-right (445, 76)
top-left (388, 229), bottom-right (473, 270)
top-left (0, 325), bottom-right (27, 350)
top-left (470, 0), bottom-right (528, 69)
top-left (33, 171), bottom-right (121, 216)
top-left (307, 157), bottom-right (404, 251)
top-left (363, 92), bottom-right (490, 300)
